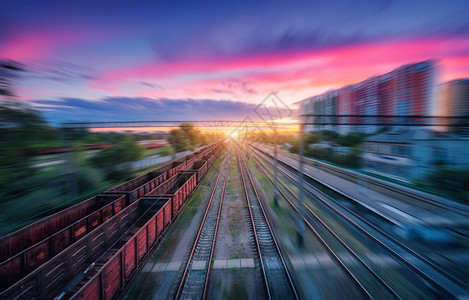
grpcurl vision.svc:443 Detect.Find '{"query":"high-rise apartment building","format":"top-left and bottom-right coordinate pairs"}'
top-left (437, 79), bottom-right (469, 135)
top-left (386, 61), bottom-right (434, 126)
top-left (301, 90), bottom-right (337, 132)
top-left (336, 85), bottom-right (354, 134)
top-left (353, 76), bottom-right (379, 133)
top-left (300, 60), bottom-right (436, 134)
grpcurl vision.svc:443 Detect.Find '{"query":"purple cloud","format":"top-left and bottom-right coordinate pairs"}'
top-left (29, 97), bottom-right (296, 124)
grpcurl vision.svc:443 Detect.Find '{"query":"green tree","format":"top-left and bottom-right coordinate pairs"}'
top-left (337, 132), bottom-right (367, 147)
top-left (168, 123), bottom-right (203, 152)
top-left (305, 146), bottom-right (333, 161)
top-left (305, 132), bottom-right (319, 144)
top-left (289, 141), bottom-right (299, 154)
top-left (0, 60), bottom-right (23, 97)
top-left (199, 133), bottom-right (209, 146)
top-left (90, 137), bottom-right (144, 180)
top-left (333, 151), bottom-right (361, 168)
top-left (180, 123), bottom-right (200, 149)
top-left (168, 129), bottom-right (191, 152)
top-left (0, 102), bottom-right (51, 196)
top-left (422, 168), bottom-right (469, 202)
top-left (319, 130), bottom-right (340, 142)
top-left (159, 145), bottom-right (174, 156)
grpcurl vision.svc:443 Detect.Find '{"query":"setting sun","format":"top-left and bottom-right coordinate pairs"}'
top-left (228, 131), bottom-right (239, 139)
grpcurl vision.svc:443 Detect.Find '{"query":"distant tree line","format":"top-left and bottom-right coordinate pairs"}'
top-left (417, 168), bottom-right (469, 203)
top-left (168, 123), bottom-right (222, 153)
top-left (0, 60), bottom-right (220, 232)
top-left (287, 130), bottom-right (368, 168)
top-left (0, 102), bottom-right (160, 233)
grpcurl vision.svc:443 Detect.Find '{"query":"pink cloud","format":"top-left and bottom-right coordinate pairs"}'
top-left (90, 36), bottom-right (469, 102)
top-left (0, 27), bottom-right (106, 63)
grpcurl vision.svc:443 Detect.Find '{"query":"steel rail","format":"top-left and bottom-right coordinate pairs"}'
top-left (252, 146), bottom-right (466, 298)
top-left (251, 148), bottom-right (403, 298)
top-left (253, 145), bottom-right (469, 295)
top-left (258, 144), bottom-right (469, 216)
top-left (247, 148), bottom-right (385, 299)
top-left (175, 151), bottom-right (229, 299)
top-left (235, 146), bottom-right (272, 299)
top-left (201, 151), bottom-right (229, 300)
top-left (237, 144), bottom-right (300, 300)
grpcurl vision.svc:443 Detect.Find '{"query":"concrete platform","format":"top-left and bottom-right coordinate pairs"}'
top-left (191, 260), bottom-right (206, 270)
top-left (146, 259), bottom-right (256, 272)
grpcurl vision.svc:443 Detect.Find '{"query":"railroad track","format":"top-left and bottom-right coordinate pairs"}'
top-left (257, 144), bottom-right (469, 217)
top-left (252, 145), bottom-right (469, 297)
top-left (248, 146), bottom-right (469, 298)
top-left (174, 149), bottom-right (230, 299)
top-left (246, 149), bottom-right (381, 298)
top-left (235, 145), bottom-right (299, 300)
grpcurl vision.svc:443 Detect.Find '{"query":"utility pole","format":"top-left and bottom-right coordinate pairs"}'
top-left (273, 123), bottom-right (279, 207)
top-left (297, 117), bottom-right (305, 247)
top-left (245, 121), bottom-right (248, 159)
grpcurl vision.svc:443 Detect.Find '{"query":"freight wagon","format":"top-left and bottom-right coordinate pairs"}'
top-left (190, 160), bottom-right (208, 183)
top-left (105, 171), bottom-right (166, 204)
top-left (203, 154), bottom-right (217, 169)
top-left (193, 149), bottom-right (205, 160)
top-left (69, 197), bottom-right (173, 300)
top-left (0, 194), bottom-right (126, 263)
top-left (0, 194), bottom-right (127, 291)
top-left (153, 172), bottom-right (197, 218)
top-left (184, 154), bottom-right (197, 169)
top-left (0, 143), bottom-right (224, 299)
top-left (147, 173), bottom-right (180, 196)
top-left (67, 171), bottom-right (199, 299)
top-left (167, 159), bottom-right (187, 178)
top-left (147, 172), bottom-right (197, 217)
top-left (0, 194), bottom-right (141, 299)
top-left (0, 194), bottom-right (129, 292)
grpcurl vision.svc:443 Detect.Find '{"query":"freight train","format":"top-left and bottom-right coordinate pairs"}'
top-left (0, 142), bottom-right (225, 299)
top-left (29, 141), bottom-right (167, 156)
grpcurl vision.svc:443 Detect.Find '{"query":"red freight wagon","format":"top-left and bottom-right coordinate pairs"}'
top-left (0, 194), bottom-right (126, 292)
top-left (0, 197), bottom-right (140, 299)
top-left (105, 171), bottom-right (166, 204)
top-left (167, 159), bottom-right (187, 178)
top-left (155, 172), bottom-right (196, 218)
top-left (202, 155), bottom-right (213, 168)
top-left (0, 148), bottom-right (216, 299)
top-left (140, 197), bottom-right (171, 241)
top-left (185, 154), bottom-right (197, 169)
top-left (190, 160), bottom-right (208, 183)
top-left (147, 173), bottom-right (179, 197)
top-left (70, 197), bottom-right (171, 300)
top-left (0, 194), bottom-right (124, 263)
top-left (102, 254), bottom-right (122, 300)
top-left (136, 227), bottom-right (147, 264)
top-left (124, 238), bottom-right (136, 279)
top-left (152, 149), bottom-right (204, 175)
top-left (70, 150), bottom-right (218, 300)
top-left (145, 197), bottom-right (172, 237)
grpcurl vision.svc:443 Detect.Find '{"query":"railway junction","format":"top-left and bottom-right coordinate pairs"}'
top-left (1, 120), bottom-right (469, 299)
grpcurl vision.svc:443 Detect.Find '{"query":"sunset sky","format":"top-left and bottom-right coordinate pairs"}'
top-left (1, 0), bottom-right (469, 123)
